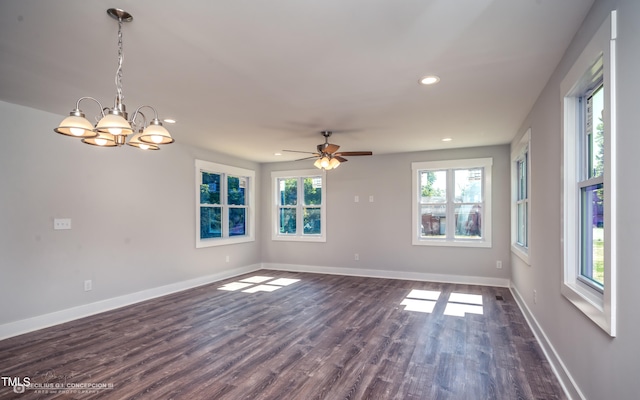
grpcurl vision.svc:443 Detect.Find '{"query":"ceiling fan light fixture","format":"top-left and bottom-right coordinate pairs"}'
top-left (320, 156), bottom-right (330, 169)
top-left (328, 157), bottom-right (340, 169)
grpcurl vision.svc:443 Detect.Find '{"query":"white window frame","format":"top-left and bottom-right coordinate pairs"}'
top-left (195, 159), bottom-right (255, 248)
top-left (272, 169), bottom-right (327, 242)
top-left (511, 128), bottom-right (531, 264)
top-left (412, 158), bottom-right (492, 248)
top-left (561, 11), bottom-right (616, 336)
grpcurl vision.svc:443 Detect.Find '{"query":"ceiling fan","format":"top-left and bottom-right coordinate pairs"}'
top-left (283, 131), bottom-right (373, 170)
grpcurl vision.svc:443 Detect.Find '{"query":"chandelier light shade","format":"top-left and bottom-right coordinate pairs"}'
top-left (139, 118), bottom-right (174, 145)
top-left (53, 8), bottom-right (174, 150)
top-left (127, 131), bottom-right (160, 150)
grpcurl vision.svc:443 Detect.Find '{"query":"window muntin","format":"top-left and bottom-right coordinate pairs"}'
top-left (272, 170), bottom-right (326, 242)
top-left (196, 160), bottom-right (255, 248)
top-left (412, 158), bottom-right (492, 248)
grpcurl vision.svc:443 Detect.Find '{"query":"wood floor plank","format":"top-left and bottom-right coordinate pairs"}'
top-left (0, 271), bottom-right (566, 400)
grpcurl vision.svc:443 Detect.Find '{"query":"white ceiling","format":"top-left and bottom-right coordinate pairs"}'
top-left (0, 0), bottom-right (594, 163)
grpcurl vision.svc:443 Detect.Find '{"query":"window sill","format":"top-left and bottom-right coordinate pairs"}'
top-left (272, 235), bottom-right (326, 243)
top-left (561, 281), bottom-right (614, 337)
top-left (412, 238), bottom-right (491, 248)
top-left (196, 235), bottom-right (254, 248)
top-left (511, 244), bottom-right (530, 265)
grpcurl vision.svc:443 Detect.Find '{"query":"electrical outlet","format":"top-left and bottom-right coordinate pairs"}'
top-left (369, 195), bottom-right (374, 202)
top-left (84, 280), bottom-right (92, 292)
top-left (354, 253), bottom-right (359, 261)
top-left (354, 195), bottom-right (359, 203)
top-left (496, 260), bottom-right (503, 269)
top-left (533, 289), bottom-right (537, 304)
top-left (225, 255), bottom-right (230, 263)
top-left (54, 218), bottom-right (72, 230)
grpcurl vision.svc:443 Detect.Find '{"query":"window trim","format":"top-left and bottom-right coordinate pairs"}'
top-left (271, 169), bottom-right (327, 242)
top-left (560, 10), bottom-right (616, 336)
top-left (195, 159), bottom-right (255, 248)
top-left (412, 158), bottom-right (492, 248)
top-left (511, 128), bottom-right (531, 264)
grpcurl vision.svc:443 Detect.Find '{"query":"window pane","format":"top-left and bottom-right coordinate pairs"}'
top-left (200, 207), bottom-right (221, 238)
top-left (201, 172), bottom-right (220, 205)
top-left (455, 169), bottom-right (482, 203)
top-left (517, 202), bottom-right (527, 246)
top-left (420, 171), bottom-right (446, 203)
top-left (455, 204), bottom-right (482, 238)
top-left (229, 207), bottom-right (246, 236)
top-left (303, 177), bottom-right (322, 205)
top-left (587, 85), bottom-right (604, 179)
top-left (228, 176), bottom-right (246, 206)
top-left (420, 205), bottom-right (446, 237)
top-left (517, 156), bottom-right (527, 201)
top-left (581, 183), bottom-right (604, 287)
top-left (279, 178), bottom-right (297, 206)
top-left (303, 207), bottom-right (321, 234)
top-left (279, 208), bottom-right (296, 234)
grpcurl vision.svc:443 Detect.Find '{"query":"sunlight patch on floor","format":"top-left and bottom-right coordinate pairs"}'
top-left (399, 290), bottom-right (442, 313)
top-left (443, 292), bottom-right (484, 317)
top-left (218, 276), bottom-right (301, 293)
top-left (240, 276), bottom-right (274, 284)
top-left (400, 298), bottom-right (437, 313)
top-left (218, 282), bottom-right (254, 291)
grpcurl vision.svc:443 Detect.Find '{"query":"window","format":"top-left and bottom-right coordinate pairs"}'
top-left (196, 160), bottom-right (255, 248)
top-left (511, 129), bottom-right (530, 263)
top-left (272, 169), bottom-right (326, 242)
top-left (412, 158), bottom-right (492, 247)
top-left (561, 11), bottom-right (616, 336)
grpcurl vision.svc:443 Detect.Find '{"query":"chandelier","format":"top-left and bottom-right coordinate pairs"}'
top-left (54, 8), bottom-right (174, 150)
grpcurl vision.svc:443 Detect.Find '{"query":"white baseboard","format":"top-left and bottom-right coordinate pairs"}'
top-left (510, 285), bottom-right (584, 400)
top-left (0, 264), bottom-right (260, 340)
top-left (262, 262), bottom-right (511, 287)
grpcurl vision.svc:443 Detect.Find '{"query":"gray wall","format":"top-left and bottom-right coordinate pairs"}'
top-left (0, 101), bottom-right (261, 325)
top-left (511, 0), bottom-right (640, 398)
top-left (260, 145), bottom-right (511, 282)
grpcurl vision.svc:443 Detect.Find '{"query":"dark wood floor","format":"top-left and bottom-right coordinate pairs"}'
top-left (0, 271), bottom-right (566, 400)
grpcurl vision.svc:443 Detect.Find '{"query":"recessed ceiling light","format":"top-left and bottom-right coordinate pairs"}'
top-left (419, 75), bottom-right (440, 85)
top-left (163, 118), bottom-right (176, 124)
top-left (442, 137), bottom-right (452, 142)
top-left (274, 152), bottom-right (282, 156)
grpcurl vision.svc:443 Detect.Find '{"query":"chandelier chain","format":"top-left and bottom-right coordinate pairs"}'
top-left (115, 18), bottom-right (124, 104)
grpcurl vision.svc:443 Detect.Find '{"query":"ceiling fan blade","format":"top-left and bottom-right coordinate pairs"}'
top-left (283, 149), bottom-right (319, 155)
top-left (335, 156), bottom-right (348, 163)
top-left (335, 151), bottom-right (372, 156)
top-left (295, 156), bottom-right (319, 161)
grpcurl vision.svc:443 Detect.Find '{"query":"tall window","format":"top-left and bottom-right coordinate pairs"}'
top-left (561, 10), bottom-right (616, 336)
top-left (412, 158), bottom-right (492, 248)
top-left (511, 129), bottom-right (530, 262)
top-left (272, 170), bottom-right (326, 242)
top-left (196, 160), bottom-right (255, 248)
